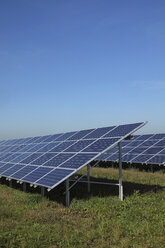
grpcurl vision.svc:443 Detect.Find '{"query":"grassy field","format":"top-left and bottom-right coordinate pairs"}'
top-left (0, 168), bottom-right (165, 248)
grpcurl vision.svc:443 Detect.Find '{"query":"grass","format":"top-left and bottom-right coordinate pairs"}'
top-left (0, 168), bottom-right (165, 248)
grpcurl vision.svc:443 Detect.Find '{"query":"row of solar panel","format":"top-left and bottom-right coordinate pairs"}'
top-left (0, 138), bottom-right (120, 155)
top-left (0, 123), bottom-right (142, 146)
top-left (98, 134), bottom-right (165, 165)
top-left (0, 122), bottom-right (145, 189)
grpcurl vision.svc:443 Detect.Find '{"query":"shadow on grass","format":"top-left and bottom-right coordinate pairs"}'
top-left (0, 175), bottom-right (164, 206)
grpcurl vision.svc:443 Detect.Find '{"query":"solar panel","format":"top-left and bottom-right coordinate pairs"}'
top-left (0, 122), bottom-right (145, 189)
top-left (100, 133), bottom-right (165, 165)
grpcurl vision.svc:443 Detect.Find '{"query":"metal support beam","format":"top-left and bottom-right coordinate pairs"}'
top-left (118, 142), bottom-right (123, 201)
top-left (23, 182), bottom-right (27, 192)
top-left (41, 187), bottom-right (45, 197)
top-left (87, 164), bottom-right (90, 193)
top-left (66, 178), bottom-right (70, 207)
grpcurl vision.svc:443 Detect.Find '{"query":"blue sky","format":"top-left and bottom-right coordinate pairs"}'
top-left (0, 0), bottom-right (165, 139)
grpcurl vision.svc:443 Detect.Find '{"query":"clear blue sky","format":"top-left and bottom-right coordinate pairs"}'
top-left (0, 0), bottom-right (165, 139)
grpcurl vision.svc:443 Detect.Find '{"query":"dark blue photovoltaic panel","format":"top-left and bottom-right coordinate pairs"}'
top-left (103, 123), bottom-right (143, 138)
top-left (83, 126), bottom-right (116, 139)
top-left (37, 142), bottom-right (61, 152)
top-left (2, 164), bottom-right (23, 177)
top-left (135, 134), bottom-right (153, 140)
top-left (18, 144), bottom-right (37, 152)
top-left (0, 153), bottom-right (6, 160)
top-left (122, 140), bottom-right (132, 146)
top-left (44, 153), bottom-right (74, 167)
top-left (2, 153), bottom-right (22, 162)
top-left (25, 136), bottom-right (41, 144)
top-left (13, 138), bottom-right (27, 145)
top-left (36, 168), bottom-right (74, 187)
top-left (154, 140), bottom-right (165, 146)
top-left (2, 139), bottom-right (18, 146)
top-left (55, 132), bottom-right (77, 141)
top-left (147, 155), bottom-right (165, 164)
top-left (139, 140), bottom-right (158, 147)
top-left (22, 167), bottom-right (53, 182)
top-left (130, 147), bottom-right (147, 154)
top-left (42, 133), bottom-right (63, 143)
top-left (151, 134), bottom-right (165, 140)
top-left (82, 138), bottom-right (120, 153)
top-left (26, 143), bottom-right (48, 152)
top-left (122, 147), bottom-right (134, 153)
top-left (158, 149), bottom-right (165, 155)
top-left (68, 129), bottom-right (95, 140)
top-left (0, 163), bottom-right (15, 173)
top-left (33, 135), bottom-right (51, 143)
top-left (95, 153), bottom-right (108, 161)
top-left (0, 122), bottom-right (146, 189)
top-left (109, 146), bottom-right (118, 153)
top-left (0, 162), bottom-right (6, 167)
top-left (49, 141), bottom-right (75, 152)
top-left (143, 147), bottom-right (164, 155)
top-left (132, 154), bottom-right (152, 163)
top-left (106, 153), bottom-right (119, 161)
top-left (22, 137), bottom-right (34, 144)
top-left (60, 153), bottom-right (97, 169)
top-left (8, 145), bottom-right (26, 152)
top-left (64, 140), bottom-right (94, 152)
top-left (20, 153), bottom-right (42, 164)
top-left (0, 146), bottom-right (12, 153)
top-left (30, 153), bottom-right (57, 165)
top-left (127, 141), bottom-right (143, 147)
top-left (10, 153), bottom-right (32, 163)
top-left (122, 153), bottom-right (138, 162)
top-left (11, 165), bottom-right (37, 180)
top-left (0, 153), bottom-right (13, 161)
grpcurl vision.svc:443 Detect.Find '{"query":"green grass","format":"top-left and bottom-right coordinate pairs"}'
top-left (0, 168), bottom-right (165, 248)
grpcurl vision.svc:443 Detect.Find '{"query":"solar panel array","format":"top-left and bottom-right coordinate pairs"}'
top-left (0, 122), bottom-right (145, 190)
top-left (98, 133), bottom-right (165, 165)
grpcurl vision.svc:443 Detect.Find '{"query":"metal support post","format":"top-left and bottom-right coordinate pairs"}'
top-left (41, 187), bottom-right (45, 197)
top-left (23, 182), bottom-right (27, 192)
top-left (118, 142), bottom-right (123, 201)
top-left (66, 178), bottom-right (70, 207)
top-left (9, 179), bottom-right (12, 188)
top-left (87, 164), bottom-right (90, 193)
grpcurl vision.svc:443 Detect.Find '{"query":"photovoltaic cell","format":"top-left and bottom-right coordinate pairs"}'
top-left (147, 155), bottom-right (165, 164)
top-left (20, 153), bottom-right (42, 164)
top-left (64, 140), bottom-right (94, 152)
top-left (44, 153), bottom-right (74, 167)
top-left (0, 163), bottom-right (15, 173)
top-left (22, 167), bottom-right (53, 183)
top-left (48, 141), bottom-right (75, 152)
top-left (11, 153), bottom-right (33, 163)
top-left (11, 165), bottom-right (37, 180)
top-left (82, 138), bottom-right (120, 153)
top-left (83, 126), bottom-right (115, 139)
top-left (27, 143), bottom-right (49, 152)
top-left (67, 129), bottom-right (95, 140)
top-left (43, 133), bottom-right (63, 143)
top-left (2, 164), bottom-right (23, 177)
top-left (30, 153), bottom-right (57, 165)
top-left (36, 168), bottom-right (74, 188)
top-left (37, 142), bottom-right (61, 152)
top-left (60, 153), bottom-right (97, 169)
top-left (55, 132), bottom-right (77, 141)
top-left (2, 153), bottom-right (22, 162)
